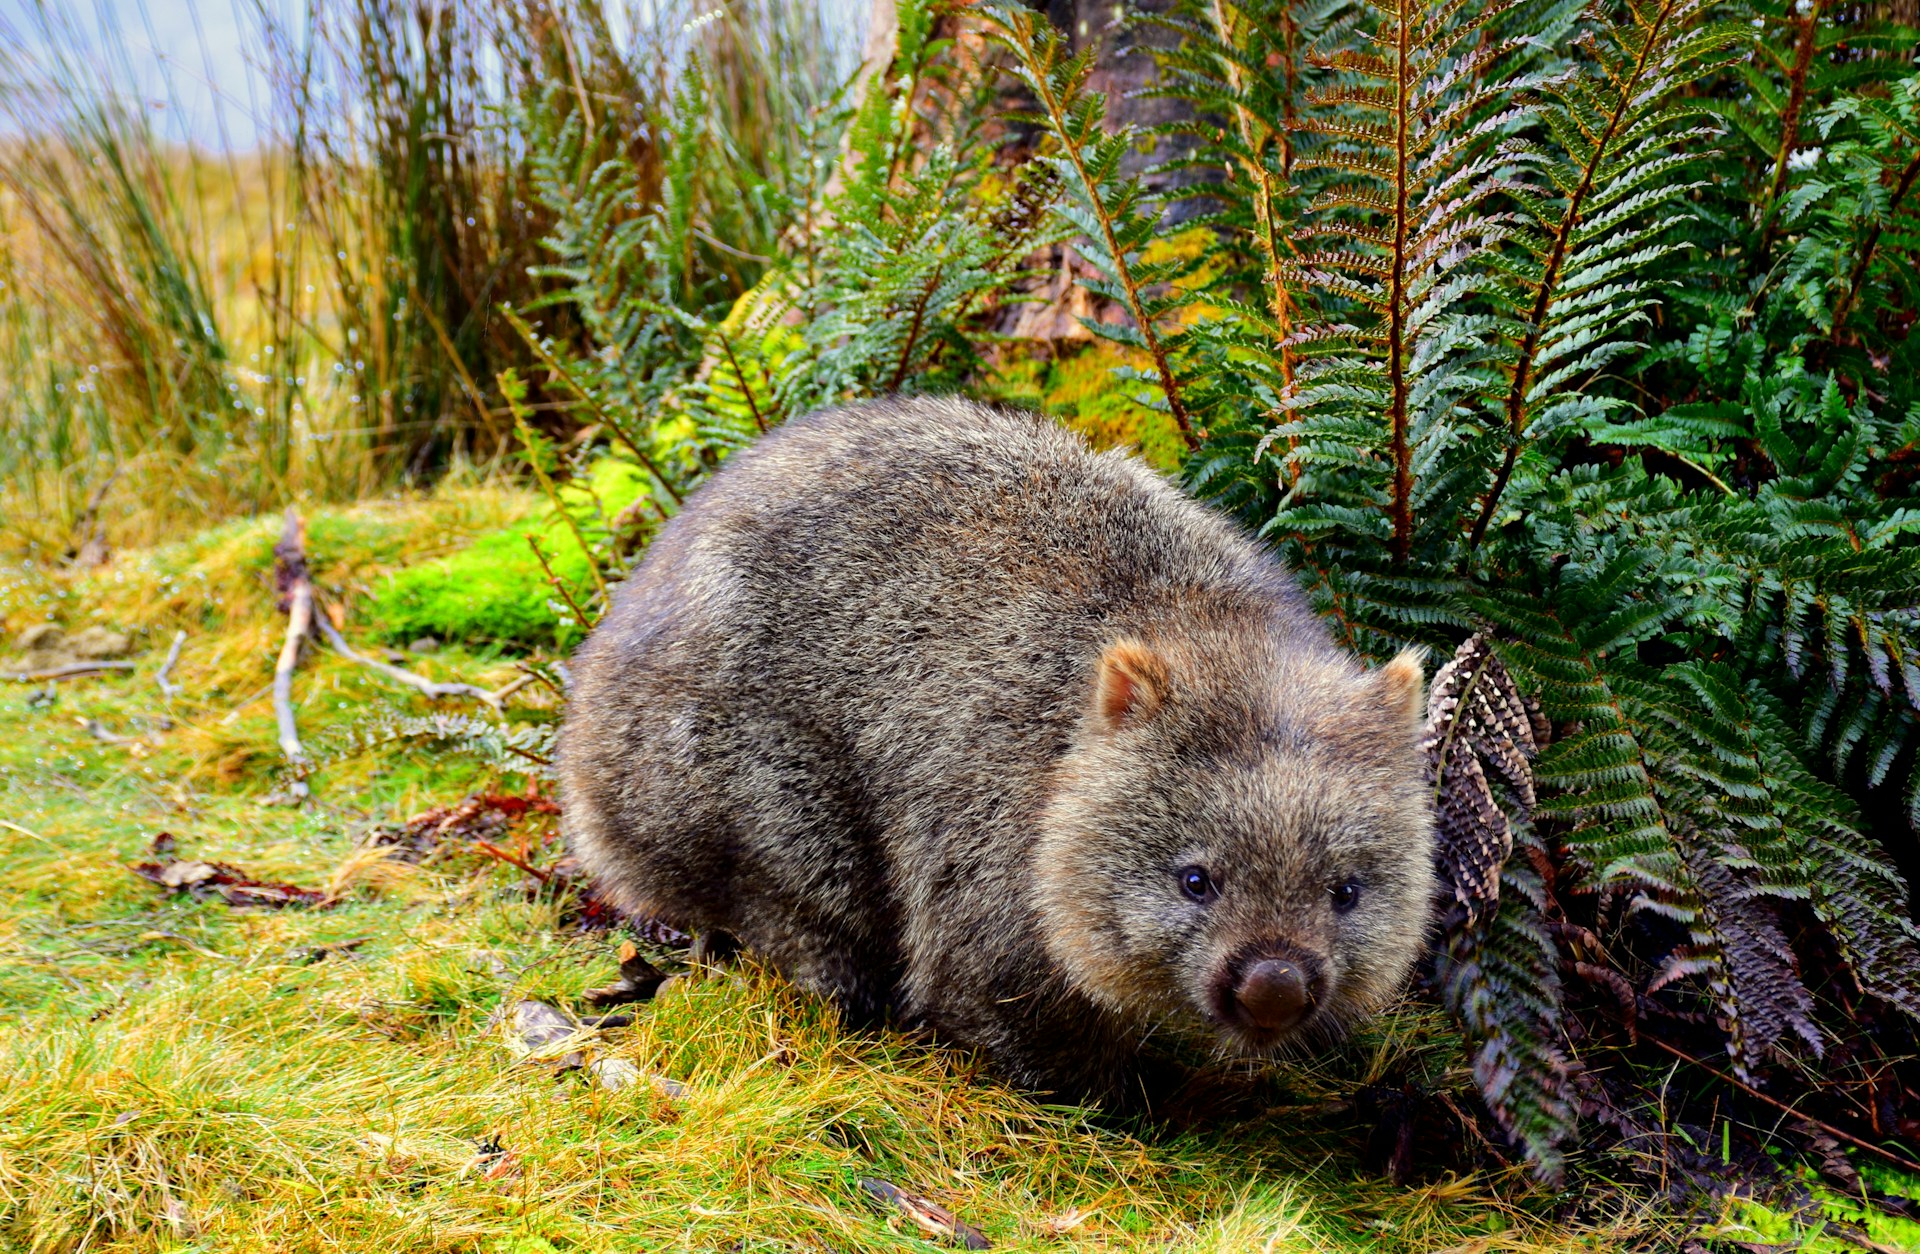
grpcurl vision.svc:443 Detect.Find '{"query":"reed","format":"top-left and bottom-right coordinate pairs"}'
top-left (0, 0), bottom-right (854, 560)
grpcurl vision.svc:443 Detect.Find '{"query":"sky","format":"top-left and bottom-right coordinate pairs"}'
top-left (0, 0), bottom-right (869, 151)
top-left (0, 0), bottom-right (277, 147)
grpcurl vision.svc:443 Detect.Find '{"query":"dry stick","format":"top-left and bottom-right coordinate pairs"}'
top-left (1, 661), bottom-right (137, 682)
top-left (271, 508), bottom-right (314, 795)
top-left (1645, 1038), bottom-right (1920, 1177)
top-left (490, 674), bottom-right (539, 704)
top-left (218, 681), bottom-right (276, 725)
top-left (155, 629), bottom-right (186, 698)
top-left (312, 611), bottom-right (527, 713)
top-left (471, 839), bottom-right (553, 885)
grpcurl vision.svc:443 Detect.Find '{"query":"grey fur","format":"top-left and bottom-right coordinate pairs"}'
top-left (559, 396), bottom-right (1436, 1104)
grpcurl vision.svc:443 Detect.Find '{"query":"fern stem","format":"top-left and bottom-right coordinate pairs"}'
top-left (1207, 0), bottom-right (1299, 409)
top-left (499, 304), bottom-right (685, 507)
top-left (1754, 0), bottom-right (1826, 273)
top-left (510, 404), bottom-right (609, 608)
top-left (1387, 0), bottom-right (1414, 564)
top-left (526, 534), bottom-right (595, 637)
top-left (716, 332), bottom-right (772, 433)
top-left (1013, 22), bottom-right (1198, 449)
top-left (886, 266), bottom-right (943, 392)
top-left (1828, 145), bottom-right (1920, 346)
top-left (1468, 0), bottom-right (1684, 551)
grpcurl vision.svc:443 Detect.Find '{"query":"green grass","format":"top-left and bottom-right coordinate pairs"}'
top-left (0, 487), bottom-right (1901, 1253)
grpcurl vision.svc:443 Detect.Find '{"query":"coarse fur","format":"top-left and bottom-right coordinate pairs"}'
top-left (559, 397), bottom-right (1436, 1104)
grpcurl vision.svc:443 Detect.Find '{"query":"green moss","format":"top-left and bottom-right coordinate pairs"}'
top-left (364, 521), bottom-right (595, 650)
top-left (363, 457), bottom-right (654, 650)
top-left (1711, 1164), bottom-right (1920, 1252)
top-left (980, 343), bottom-right (1188, 473)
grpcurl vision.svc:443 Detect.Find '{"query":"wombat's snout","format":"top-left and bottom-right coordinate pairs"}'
top-left (1216, 946), bottom-right (1326, 1041)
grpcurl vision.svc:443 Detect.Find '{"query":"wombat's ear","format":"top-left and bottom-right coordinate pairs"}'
top-left (1379, 646), bottom-right (1427, 734)
top-left (1095, 639), bottom-right (1171, 730)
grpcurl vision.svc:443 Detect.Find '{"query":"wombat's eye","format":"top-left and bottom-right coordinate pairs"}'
top-left (1331, 881), bottom-right (1362, 913)
top-left (1178, 865), bottom-right (1218, 903)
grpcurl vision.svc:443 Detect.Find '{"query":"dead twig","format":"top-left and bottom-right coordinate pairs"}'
top-left (80, 718), bottom-right (141, 746)
top-left (472, 839), bottom-right (554, 884)
top-left (1, 661), bottom-right (136, 682)
top-left (272, 508), bottom-right (313, 795)
top-left (313, 609), bottom-right (529, 713)
top-left (859, 1178), bottom-right (991, 1250)
top-left (155, 629), bottom-right (186, 698)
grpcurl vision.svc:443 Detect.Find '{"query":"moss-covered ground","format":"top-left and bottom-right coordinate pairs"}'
top-left (0, 482), bottom-right (1912, 1252)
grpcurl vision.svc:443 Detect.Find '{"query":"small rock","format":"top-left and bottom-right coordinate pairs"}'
top-left (67, 626), bottom-right (132, 660)
top-left (157, 861), bottom-right (221, 890)
top-left (14, 623), bottom-right (64, 653)
top-left (588, 1057), bottom-right (642, 1092)
top-left (491, 999), bottom-right (586, 1067)
top-left (408, 636), bottom-right (441, 654)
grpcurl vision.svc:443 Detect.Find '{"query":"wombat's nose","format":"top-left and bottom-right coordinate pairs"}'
top-left (1235, 958), bottom-right (1314, 1034)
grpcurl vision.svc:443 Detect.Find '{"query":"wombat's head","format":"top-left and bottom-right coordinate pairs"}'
top-left (1033, 629), bottom-right (1436, 1054)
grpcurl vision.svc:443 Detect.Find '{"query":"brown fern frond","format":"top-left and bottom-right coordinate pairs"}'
top-left (1422, 633), bottom-right (1544, 922)
top-left (1683, 849), bottom-right (1824, 1080)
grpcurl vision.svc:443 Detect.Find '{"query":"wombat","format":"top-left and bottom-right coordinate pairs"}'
top-left (560, 397), bottom-right (1436, 1104)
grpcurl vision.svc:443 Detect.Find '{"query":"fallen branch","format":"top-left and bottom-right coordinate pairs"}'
top-left (1, 660), bottom-right (136, 682)
top-left (272, 508), bottom-right (314, 794)
top-left (313, 609), bottom-right (531, 713)
top-left (155, 629), bottom-right (186, 698)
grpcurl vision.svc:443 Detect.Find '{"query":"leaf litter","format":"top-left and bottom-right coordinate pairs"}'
top-left (130, 832), bottom-right (331, 909)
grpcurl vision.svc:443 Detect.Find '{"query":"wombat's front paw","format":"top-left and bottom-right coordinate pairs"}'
top-left (688, 929), bottom-right (740, 970)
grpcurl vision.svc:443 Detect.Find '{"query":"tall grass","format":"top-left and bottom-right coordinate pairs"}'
top-left (0, 0), bottom-right (857, 559)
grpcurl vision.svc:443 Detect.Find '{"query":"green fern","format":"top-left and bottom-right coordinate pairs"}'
top-left (1007, 0), bottom-right (1920, 1180)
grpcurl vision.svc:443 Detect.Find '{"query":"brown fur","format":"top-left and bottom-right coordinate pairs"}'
top-left (559, 397), bottom-right (1436, 1104)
